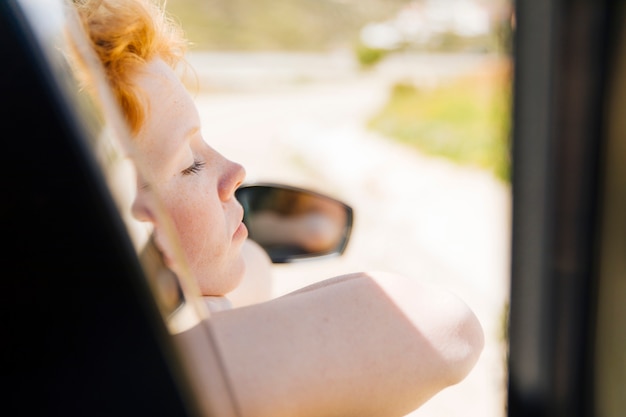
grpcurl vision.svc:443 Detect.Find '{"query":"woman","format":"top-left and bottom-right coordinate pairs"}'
top-left (74, 1), bottom-right (484, 416)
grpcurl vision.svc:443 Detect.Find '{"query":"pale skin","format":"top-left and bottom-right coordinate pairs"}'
top-left (129, 57), bottom-right (485, 416)
top-left (209, 271), bottom-right (485, 417)
top-left (131, 58), bottom-right (248, 297)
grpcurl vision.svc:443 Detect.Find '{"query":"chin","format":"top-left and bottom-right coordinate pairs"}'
top-left (197, 258), bottom-right (246, 297)
top-left (225, 257), bottom-right (247, 294)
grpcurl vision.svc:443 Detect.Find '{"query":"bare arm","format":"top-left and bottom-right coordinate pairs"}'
top-left (208, 271), bottom-right (484, 417)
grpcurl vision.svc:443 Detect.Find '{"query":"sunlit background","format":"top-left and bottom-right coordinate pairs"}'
top-left (165, 1), bottom-right (513, 416)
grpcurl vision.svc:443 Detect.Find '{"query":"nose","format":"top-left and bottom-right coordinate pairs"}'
top-left (218, 158), bottom-right (246, 202)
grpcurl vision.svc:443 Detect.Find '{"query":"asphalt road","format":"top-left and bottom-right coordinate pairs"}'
top-left (193, 51), bottom-right (511, 417)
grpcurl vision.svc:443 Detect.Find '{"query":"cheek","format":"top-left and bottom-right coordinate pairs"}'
top-left (164, 188), bottom-right (224, 261)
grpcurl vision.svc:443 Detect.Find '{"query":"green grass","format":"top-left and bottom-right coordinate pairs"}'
top-left (367, 60), bottom-right (512, 182)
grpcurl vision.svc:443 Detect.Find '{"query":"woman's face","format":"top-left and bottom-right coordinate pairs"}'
top-left (130, 58), bottom-right (248, 296)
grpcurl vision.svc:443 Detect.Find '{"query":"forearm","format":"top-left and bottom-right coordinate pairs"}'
top-left (209, 271), bottom-right (484, 417)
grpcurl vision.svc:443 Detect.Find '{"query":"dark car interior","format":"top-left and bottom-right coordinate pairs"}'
top-left (508, 2), bottom-right (625, 416)
top-left (2, 0), bottom-right (624, 416)
top-left (1, 1), bottom-right (201, 416)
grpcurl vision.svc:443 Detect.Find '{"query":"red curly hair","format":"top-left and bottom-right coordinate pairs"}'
top-left (74, 0), bottom-right (188, 134)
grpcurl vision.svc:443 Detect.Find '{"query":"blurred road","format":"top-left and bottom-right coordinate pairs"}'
top-left (193, 51), bottom-right (510, 417)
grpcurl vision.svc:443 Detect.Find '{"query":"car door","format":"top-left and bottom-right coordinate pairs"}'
top-left (1, 1), bottom-right (200, 415)
top-left (508, 1), bottom-right (625, 416)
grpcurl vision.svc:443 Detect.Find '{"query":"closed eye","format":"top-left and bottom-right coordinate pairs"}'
top-left (181, 159), bottom-right (206, 176)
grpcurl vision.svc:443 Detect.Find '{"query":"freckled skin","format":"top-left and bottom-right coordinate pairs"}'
top-left (130, 59), bottom-right (247, 296)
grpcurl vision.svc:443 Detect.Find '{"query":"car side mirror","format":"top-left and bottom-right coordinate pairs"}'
top-left (235, 183), bottom-right (353, 263)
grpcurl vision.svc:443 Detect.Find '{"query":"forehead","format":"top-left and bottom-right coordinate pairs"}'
top-left (131, 59), bottom-right (199, 175)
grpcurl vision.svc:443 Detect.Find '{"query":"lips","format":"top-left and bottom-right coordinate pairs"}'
top-left (233, 204), bottom-right (248, 240)
top-left (234, 221), bottom-right (248, 240)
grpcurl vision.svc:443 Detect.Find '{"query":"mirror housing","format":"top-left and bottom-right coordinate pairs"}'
top-left (236, 183), bottom-right (353, 263)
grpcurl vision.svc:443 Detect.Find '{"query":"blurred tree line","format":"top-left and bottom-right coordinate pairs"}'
top-left (164, 0), bottom-right (411, 51)
top-left (165, 0), bottom-right (513, 182)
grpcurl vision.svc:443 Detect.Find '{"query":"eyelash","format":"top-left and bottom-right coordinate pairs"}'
top-left (181, 159), bottom-right (206, 176)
